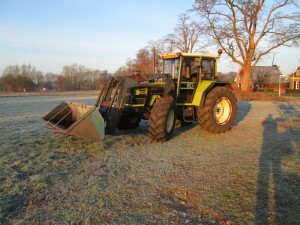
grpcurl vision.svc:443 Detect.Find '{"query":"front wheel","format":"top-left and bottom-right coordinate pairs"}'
top-left (148, 98), bottom-right (176, 142)
top-left (197, 86), bottom-right (237, 133)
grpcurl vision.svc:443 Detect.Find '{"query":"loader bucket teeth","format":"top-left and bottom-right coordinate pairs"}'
top-left (43, 101), bottom-right (105, 141)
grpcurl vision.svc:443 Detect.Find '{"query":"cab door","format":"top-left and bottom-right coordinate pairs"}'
top-left (200, 57), bottom-right (216, 80)
top-left (177, 57), bottom-right (200, 104)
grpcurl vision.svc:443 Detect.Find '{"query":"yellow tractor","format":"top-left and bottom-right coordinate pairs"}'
top-left (43, 51), bottom-right (237, 141)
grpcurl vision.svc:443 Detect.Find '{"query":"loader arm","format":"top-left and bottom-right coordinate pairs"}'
top-left (97, 77), bottom-right (138, 134)
top-left (43, 76), bottom-right (138, 141)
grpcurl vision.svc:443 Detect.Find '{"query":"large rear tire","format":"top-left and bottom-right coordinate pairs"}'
top-left (197, 86), bottom-right (237, 133)
top-left (148, 98), bottom-right (176, 142)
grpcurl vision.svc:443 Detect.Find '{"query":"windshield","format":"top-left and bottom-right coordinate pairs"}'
top-left (163, 58), bottom-right (180, 78)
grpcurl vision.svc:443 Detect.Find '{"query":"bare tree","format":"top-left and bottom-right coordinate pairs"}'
top-left (45, 73), bottom-right (57, 90)
top-left (34, 71), bottom-right (45, 89)
top-left (134, 48), bottom-right (154, 74)
top-left (218, 71), bottom-right (237, 83)
top-left (148, 39), bottom-right (171, 73)
top-left (148, 38), bottom-right (172, 55)
top-left (115, 65), bottom-right (131, 76)
top-left (0, 63), bottom-right (110, 92)
top-left (61, 64), bottom-right (88, 90)
top-left (1, 64), bottom-right (42, 91)
top-left (93, 70), bottom-right (109, 90)
top-left (193, 0), bottom-right (300, 91)
top-left (115, 38), bottom-right (177, 75)
top-left (165, 13), bottom-right (208, 53)
top-left (115, 14), bottom-right (209, 75)
top-left (115, 47), bottom-right (157, 75)
top-left (3, 64), bottom-right (20, 76)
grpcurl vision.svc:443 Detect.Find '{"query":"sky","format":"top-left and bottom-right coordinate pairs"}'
top-left (0, 0), bottom-right (299, 76)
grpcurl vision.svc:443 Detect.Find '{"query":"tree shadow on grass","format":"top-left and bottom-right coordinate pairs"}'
top-left (255, 102), bottom-right (300, 224)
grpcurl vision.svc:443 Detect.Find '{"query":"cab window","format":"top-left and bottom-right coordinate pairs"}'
top-left (182, 57), bottom-right (200, 82)
top-left (201, 58), bottom-right (215, 80)
top-left (163, 58), bottom-right (180, 79)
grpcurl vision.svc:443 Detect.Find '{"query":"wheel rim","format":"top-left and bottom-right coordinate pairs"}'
top-left (166, 109), bottom-right (175, 133)
top-left (213, 97), bottom-right (232, 125)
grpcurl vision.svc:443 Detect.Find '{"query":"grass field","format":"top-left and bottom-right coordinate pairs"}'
top-left (0, 95), bottom-right (299, 224)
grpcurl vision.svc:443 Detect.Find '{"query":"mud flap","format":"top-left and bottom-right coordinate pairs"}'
top-left (43, 101), bottom-right (105, 141)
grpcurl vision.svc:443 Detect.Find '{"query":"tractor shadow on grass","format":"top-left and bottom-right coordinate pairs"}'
top-left (234, 100), bottom-right (252, 126)
top-left (172, 122), bottom-right (198, 140)
top-left (171, 100), bottom-right (252, 140)
top-left (112, 100), bottom-right (252, 143)
top-left (255, 102), bottom-right (300, 224)
top-left (115, 120), bottom-right (198, 143)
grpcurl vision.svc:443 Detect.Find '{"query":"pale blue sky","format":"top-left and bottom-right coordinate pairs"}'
top-left (0, 0), bottom-right (299, 75)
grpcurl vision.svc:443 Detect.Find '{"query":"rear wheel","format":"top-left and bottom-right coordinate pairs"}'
top-left (148, 98), bottom-right (176, 142)
top-left (197, 86), bottom-right (237, 133)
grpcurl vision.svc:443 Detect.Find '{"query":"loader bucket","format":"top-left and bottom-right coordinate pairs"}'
top-left (43, 101), bottom-right (105, 141)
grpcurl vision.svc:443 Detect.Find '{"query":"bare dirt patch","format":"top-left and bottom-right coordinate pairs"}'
top-left (0, 96), bottom-right (299, 224)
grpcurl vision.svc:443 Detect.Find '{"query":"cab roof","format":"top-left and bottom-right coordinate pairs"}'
top-left (159, 52), bottom-right (220, 60)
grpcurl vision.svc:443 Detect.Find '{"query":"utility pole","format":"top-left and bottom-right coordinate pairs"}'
top-left (153, 48), bottom-right (156, 74)
top-left (272, 53), bottom-right (276, 66)
top-left (279, 75), bottom-right (286, 97)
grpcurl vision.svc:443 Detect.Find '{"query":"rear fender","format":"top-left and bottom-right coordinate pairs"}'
top-left (192, 81), bottom-right (231, 107)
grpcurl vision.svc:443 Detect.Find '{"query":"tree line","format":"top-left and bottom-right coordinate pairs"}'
top-left (0, 64), bottom-right (110, 92)
top-left (1, 1), bottom-right (299, 92)
top-left (0, 62), bottom-right (237, 92)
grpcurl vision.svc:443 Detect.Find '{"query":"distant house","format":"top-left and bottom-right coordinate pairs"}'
top-left (234, 65), bottom-right (282, 89)
top-left (287, 67), bottom-right (300, 90)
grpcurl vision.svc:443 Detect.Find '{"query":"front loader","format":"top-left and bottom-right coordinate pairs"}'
top-left (43, 51), bottom-right (237, 142)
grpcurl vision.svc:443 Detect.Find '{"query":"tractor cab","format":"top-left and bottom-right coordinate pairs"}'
top-left (160, 52), bottom-right (220, 80)
top-left (160, 52), bottom-right (220, 104)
